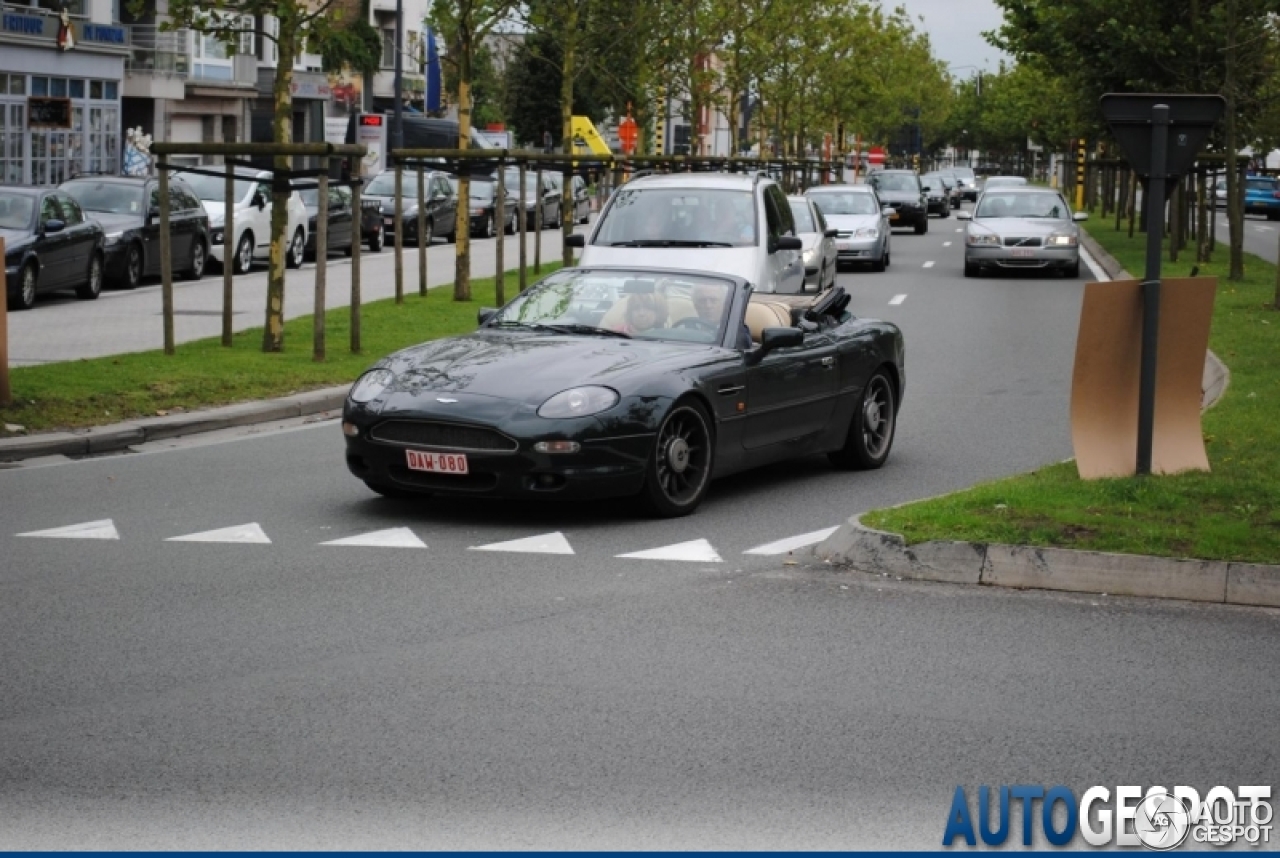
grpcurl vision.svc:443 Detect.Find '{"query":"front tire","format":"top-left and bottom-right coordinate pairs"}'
top-left (121, 243), bottom-right (143, 289)
top-left (12, 262), bottom-right (37, 310)
top-left (829, 370), bottom-right (896, 470)
top-left (964, 261), bottom-right (979, 278)
top-left (232, 232), bottom-right (254, 274)
top-left (639, 400), bottom-right (714, 518)
top-left (182, 239), bottom-right (207, 281)
top-left (285, 228), bottom-right (305, 269)
top-left (914, 215), bottom-right (929, 235)
top-left (368, 227), bottom-right (384, 252)
top-left (76, 253), bottom-right (104, 300)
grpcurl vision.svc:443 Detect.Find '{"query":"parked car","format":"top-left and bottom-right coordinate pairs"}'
top-left (951, 166), bottom-right (980, 201)
top-left (363, 168), bottom-right (458, 245)
top-left (504, 168), bottom-right (562, 229)
top-left (175, 167), bottom-right (310, 273)
top-left (60, 175), bottom-right (209, 289)
top-left (341, 267), bottom-right (904, 516)
top-left (805, 185), bottom-right (892, 272)
top-left (2, 186), bottom-right (105, 310)
top-left (1243, 175), bottom-right (1280, 219)
top-left (299, 184), bottom-right (384, 259)
top-left (918, 172), bottom-right (953, 218)
top-left (868, 170), bottom-right (929, 234)
top-left (787, 195), bottom-right (838, 290)
top-left (568, 172), bottom-right (805, 294)
top-left (958, 187), bottom-right (1088, 278)
top-left (549, 172), bottom-right (592, 225)
top-left (461, 177), bottom-right (518, 238)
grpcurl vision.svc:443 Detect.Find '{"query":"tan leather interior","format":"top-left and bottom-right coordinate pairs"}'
top-left (743, 302), bottom-right (792, 343)
top-left (600, 293), bottom-right (696, 330)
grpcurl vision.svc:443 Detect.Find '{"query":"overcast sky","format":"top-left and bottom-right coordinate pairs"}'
top-left (894, 0), bottom-right (1010, 74)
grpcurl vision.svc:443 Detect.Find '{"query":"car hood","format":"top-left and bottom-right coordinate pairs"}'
top-left (202, 201), bottom-right (226, 223)
top-left (371, 331), bottom-right (710, 411)
top-left (875, 189), bottom-right (923, 204)
top-left (580, 246), bottom-right (762, 287)
top-left (821, 213), bottom-right (881, 232)
top-left (89, 212), bottom-right (142, 233)
top-left (968, 218), bottom-right (1073, 236)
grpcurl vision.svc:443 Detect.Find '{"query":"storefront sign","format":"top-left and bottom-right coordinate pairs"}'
top-left (355, 113), bottom-right (386, 177)
top-left (28, 96), bottom-right (72, 128)
top-left (1, 11), bottom-right (127, 46)
top-left (290, 77), bottom-right (332, 100)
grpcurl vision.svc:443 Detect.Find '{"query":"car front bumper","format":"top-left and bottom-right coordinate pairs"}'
top-left (343, 411), bottom-right (653, 501)
top-left (965, 244), bottom-right (1079, 270)
top-left (833, 236), bottom-right (884, 262)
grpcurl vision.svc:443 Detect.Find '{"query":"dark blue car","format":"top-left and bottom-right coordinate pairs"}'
top-left (2, 186), bottom-right (105, 310)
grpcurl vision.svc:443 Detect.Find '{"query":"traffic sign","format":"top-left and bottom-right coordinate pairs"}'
top-left (867, 146), bottom-right (886, 167)
top-left (618, 113), bottom-right (638, 155)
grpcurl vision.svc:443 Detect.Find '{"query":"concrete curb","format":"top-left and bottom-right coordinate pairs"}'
top-left (812, 517), bottom-right (1280, 610)
top-left (0, 385), bottom-right (348, 462)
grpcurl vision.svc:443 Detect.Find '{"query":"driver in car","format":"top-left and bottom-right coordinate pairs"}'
top-left (691, 283), bottom-right (752, 350)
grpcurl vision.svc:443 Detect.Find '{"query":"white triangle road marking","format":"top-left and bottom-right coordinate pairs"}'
top-left (17, 519), bottom-right (120, 540)
top-left (889, 294), bottom-right (907, 305)
top-left (617, 538), bottom-right (722, 562)
top-left (923, 261), bottom-right (935, 268)
top-left (321, 527), bottom-right (426, 548)
top-left (166, 523), bottom-right (272, 544)
top-left (943, 241), bottom-right (952, 247)
top-left (743, 526), bottom-right (840, 556)
top-left (469, 531), bottom-right (575, 555)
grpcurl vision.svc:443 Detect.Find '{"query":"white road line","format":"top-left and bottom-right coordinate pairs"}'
top-left (469, 531), bottom-right (575, 554)
top-left (1255, 226), bottom-right (1272, 232)
top-left (743, 526), bottom-right (840, 556)
top-left (1079, 244), bottom-right (1109, 283)
top-left (17, 519), bottom-right (120, 540)
top-left (889, 294), bottom-right (907, 305)
top-left (617, 538), bottom-right (722, 562)
top-left (955, 228), bottom-right (963, 233)
top-left (943, 241), bottom-right (952, 247)
top-left (320, 527), bottom-right (426, 548)
top-left (167, 523), bottom-right (271, 544)
top-left (923, 261), bottom-right (935, 268)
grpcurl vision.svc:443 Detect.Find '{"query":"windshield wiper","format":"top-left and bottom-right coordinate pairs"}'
top-left (610, 239), bottom-right (732, 248)
top-left (537, 324), bottom-right (632, 339)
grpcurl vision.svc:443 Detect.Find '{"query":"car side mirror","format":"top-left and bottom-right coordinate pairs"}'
top-left (881, 206), bottom-right (895, 216)
top-left (1073, 211), bottom-right (1089, 222)
top-left (252, 192), bottom-right (266, 210)
top-left (477, 307), bottom-right (498, 325)
top-left (42, 218), bottom-right (67, 234)
top-left (773, 235), bottom-right (802, 252)
top-left (823, 228), bottom-right (838, 238)
top-left (745, 327), bottom-right (804, 366)
top-left (956, 211), bottom-right (973, 220)
top-left (565, 234), bottom-right (584, 248)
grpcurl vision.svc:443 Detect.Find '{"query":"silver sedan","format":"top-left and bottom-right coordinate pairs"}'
top-left (787, 195), bottom-right (838, 291)
top-left (958, 188), bottom-right (1088, 278)
top-left (804, 185), bottom-right (892, 272)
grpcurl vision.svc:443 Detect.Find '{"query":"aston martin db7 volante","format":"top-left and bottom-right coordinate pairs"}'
top-left (342, 267), bottom-right (905, 516)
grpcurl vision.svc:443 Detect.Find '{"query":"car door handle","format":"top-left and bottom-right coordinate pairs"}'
top-left (819, 357), bottom-right (835, 368)
top-left (717, 384), bottom-right (744, 395)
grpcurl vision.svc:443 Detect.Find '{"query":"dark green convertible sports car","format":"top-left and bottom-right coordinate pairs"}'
top-left (342, 267), bottom-right (905, 517)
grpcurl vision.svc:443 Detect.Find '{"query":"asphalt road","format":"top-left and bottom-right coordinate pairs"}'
top-left (2, 208), bottom-right (1276, 849)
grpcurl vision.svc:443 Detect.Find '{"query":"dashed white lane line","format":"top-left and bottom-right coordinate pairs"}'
top-left (889, 294), bottom-right (907, 305)
top-left (321, 527), bottom-right (426, 548)
top-left (470, 531), bottom-right (574, 554)
top-left (167, 523), bottom-right (271, 544)
top-left (955, 228), bottom-right (963, 232)
top-left (923, 261), bottom-right (935, 268)
top-left (17, 519), bottom-right (120, 540)
top-left (617, 538), bottom-right (722, 562)
top-left (743, 526), bottom-right (840, 556)
top-left (943, 241), bottom-right (952, 247)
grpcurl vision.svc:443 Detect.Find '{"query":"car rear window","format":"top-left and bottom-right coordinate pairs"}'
top-left (61, 180), bottom-right (145, 214)
top-left (1246, 178), bottom-right (1278, 192)
top-left (592, 188), bottom-right (757, 247)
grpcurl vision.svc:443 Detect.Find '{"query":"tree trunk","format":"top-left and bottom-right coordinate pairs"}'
top-left (560, 6), bottom-right (577, 268)
top-left (454, 29), bottom-right (472, 301)
top-left (1225, 0), bottom-right (1244, 281)
top-left (263, 11), bottom-right (296, 353)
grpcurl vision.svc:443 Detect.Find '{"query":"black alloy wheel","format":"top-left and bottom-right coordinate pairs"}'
top-left (123, 243), bottom-right (143, 288)
top-left (640, 400), bottom-right (714, 517)
top-left (183, 240), bottom-right (207, 280)
top-left (829, 370), bottom-right (896, 470)
top-left (14, 262), bottom-right (38, 310)
top-left (76, 253), bottom-right (104, 300)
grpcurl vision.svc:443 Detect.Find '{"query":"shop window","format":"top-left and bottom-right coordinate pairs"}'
top-left (105, 81), bottom-right (118, 100)
top-left (90, 80), bottom-right (103, 99)
top-left (70, 79), bottom-right (85, 98)
top-left (51, 78), bottom-right (67, 97)
top-left (32, 77), bottom-right (48, 96)
top-left (10, 76), bottom-right (25, 96)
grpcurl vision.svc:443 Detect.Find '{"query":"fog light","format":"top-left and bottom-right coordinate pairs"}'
top-left (534, 440), bottom-right (580, 454)
top-left (342, 421), bottom-right (359, 437)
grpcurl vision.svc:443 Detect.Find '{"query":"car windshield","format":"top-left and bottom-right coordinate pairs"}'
top-left (363, 172), bottom-right (401, 196)
top-left (873, 174), bottom-right (919, 193)
top-left (490, 269), bottom-right (737, 344)
top-left (61, 181), bottom-right (145, 215)
top-left (0, 192), bottom-right (35, 229)
top-left (985, 177), bottom-right (1027, 189)
top-left (975, 192), bottom-right (1068, 220)
top-left (592, 188), bottom-right (756, 247)
top-left (177, 171), bottom-right (255, 203)
top-left (922, 173), bottom-right (949, 190)
top-left (1246, 179), bottom-right (1277, 192)
top-left (788, 200), bottom-right (815, 232)
top-left (470, 181), bottom-right (496, 201)
top-left (809, 192), bottom-right (878, 216)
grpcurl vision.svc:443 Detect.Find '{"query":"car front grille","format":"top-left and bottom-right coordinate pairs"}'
top-left (370, 419), bottom-right (519, 453)
top-left (1003, 236), bottom-right (1043, 247)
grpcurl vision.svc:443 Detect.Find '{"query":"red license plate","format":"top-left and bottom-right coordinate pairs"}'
top-left (406, 449), bottom-right (469, 474)
top-left (1010, 248), bottom-right (1036, 258)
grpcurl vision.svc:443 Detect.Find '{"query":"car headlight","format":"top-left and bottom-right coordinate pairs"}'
top-left (967, 231), bottom-right (1001, 246)
top-left (104, 231), bottom-right (123, 246)
top-left (471, 207), bottom-right (485, 216)
top-left (537, 386), bottom-right (619, 419)
top-left (1045, 232), bottom-right (1077, 247)
top-left (210, 228), bottom-right (224, 243)
top-left (854, 227), bottom-right (879, 238)
top-left (349, 368), bottom-right (395, 403)
top-left (802, 247), bottom-right (817, 264)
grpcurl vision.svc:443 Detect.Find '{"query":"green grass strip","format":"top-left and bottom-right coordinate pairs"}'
top-left (862, 215), bottom-right (1280, 564)
top-left (1, 263), bottom-right (562, 435)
